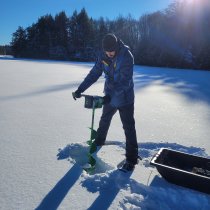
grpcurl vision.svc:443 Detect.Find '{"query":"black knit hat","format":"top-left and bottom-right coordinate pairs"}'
top-left (102, 33), bottom-right (118, 52)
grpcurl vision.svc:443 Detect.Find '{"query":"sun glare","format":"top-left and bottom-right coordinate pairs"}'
top-left (178, 0), bottom-right (210, 11)
top-left (180, 0), bottom-right (210, 5)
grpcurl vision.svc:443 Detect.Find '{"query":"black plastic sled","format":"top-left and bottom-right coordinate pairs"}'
top-left (150, 148), bottom-right (210, 194)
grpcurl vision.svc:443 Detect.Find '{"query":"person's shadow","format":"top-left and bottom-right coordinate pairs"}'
top-left (35, 164), bottom-right (82, 210)
top-left (35, 143), bottom-right (118, 210)
top-left (35, 141), bottom-right (209, 210)
top-left (35, 163), bottom-right (132, 210)
top-left (83, 169), bottom-right (133, 210)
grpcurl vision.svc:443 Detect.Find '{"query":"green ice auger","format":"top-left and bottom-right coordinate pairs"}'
top-left (81, 94), bottom-right (103, 173)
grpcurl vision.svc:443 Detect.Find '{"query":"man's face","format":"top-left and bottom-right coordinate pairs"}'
top-left (105, 51), bottom-right (116, 58)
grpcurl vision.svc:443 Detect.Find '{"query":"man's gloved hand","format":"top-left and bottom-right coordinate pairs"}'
top-left (72, 89), bottom-right (81, 100)
top-left (102, 95), bottom-right (111, 105)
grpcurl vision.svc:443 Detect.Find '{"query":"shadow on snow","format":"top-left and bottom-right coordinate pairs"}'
top-left (35, 141), bottom-right (209, 210)
top-left (134, 65), bottom-right (210, 106)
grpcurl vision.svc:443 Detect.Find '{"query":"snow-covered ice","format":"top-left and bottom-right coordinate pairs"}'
top-left (0, 58), bottom-right (210, 210)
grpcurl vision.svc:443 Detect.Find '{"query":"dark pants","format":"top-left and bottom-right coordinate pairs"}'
top-left (95, 103), bottom-right (138, 164)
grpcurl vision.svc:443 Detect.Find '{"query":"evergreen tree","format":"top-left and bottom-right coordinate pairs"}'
top-left (95, 17), bottom-right (109, 49)
top-left (35, 15), bottom-right (55, 58)
top-left (50, 11), bottom-right (69, 59)
top-left (68, 10), bottom-right (79, 58)
top-left (11, 26), bottom-right (27, 57)
top-left (25, 23), bottom-right (39, 58)
top-left (75, 8), bottom-right (95, 60)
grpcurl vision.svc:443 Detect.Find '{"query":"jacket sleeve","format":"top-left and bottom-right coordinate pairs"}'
top-left (77, 57), bottom-right (103, 93)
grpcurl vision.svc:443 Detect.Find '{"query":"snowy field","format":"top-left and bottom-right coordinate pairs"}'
top-left (0, 58), bottom-right (210, 210)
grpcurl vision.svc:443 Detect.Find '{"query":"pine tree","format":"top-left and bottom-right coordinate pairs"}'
top-left (11, 26), bottom-right (27, 57)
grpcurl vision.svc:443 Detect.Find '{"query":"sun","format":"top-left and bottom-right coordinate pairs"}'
top-left (179, 0), bottom-right (196, 3)
top-left (177, 0), bottom-right (210, 9)
top-left (180, 0), bottom-right (209, 4)
top-left (177, 0), bottom-right (196, 3)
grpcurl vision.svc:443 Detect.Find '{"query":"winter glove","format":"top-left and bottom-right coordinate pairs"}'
top-left (102, 95), bottom-right (111, 105)
top-left (72, 89), bottom-right (81, 100)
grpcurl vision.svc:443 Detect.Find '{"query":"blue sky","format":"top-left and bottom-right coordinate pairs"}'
top-left (0, 0), bottom-right (174, 45)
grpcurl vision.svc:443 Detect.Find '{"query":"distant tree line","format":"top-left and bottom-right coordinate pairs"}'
top-left (0, 45), bottom-right (12, 55)
top-left (10, 0), bottom-right (210, 70)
